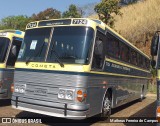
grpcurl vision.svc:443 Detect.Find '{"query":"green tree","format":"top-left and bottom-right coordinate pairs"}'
top-left (94, 0), bottom-right (122, 27)
top-left (62, 4), bottom-right (82, 18)
top-left (31, 8), bottom-right (61, 21)
top-left (0, 15), bottom-right (30, 31)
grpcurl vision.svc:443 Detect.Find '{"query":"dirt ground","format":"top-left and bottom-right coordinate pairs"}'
top-left (0, 93), bottom-right (157, 126)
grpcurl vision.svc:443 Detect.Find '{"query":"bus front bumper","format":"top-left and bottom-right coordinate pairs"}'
top-left (11, 95), bottom-right (90, 119)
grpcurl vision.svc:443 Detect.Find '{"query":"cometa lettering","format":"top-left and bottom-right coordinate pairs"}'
top-left (31, 64), bottom-right (56, 69)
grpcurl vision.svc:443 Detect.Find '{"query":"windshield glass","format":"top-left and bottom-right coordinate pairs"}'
top-left (18, 28), bottom-right (51, 62)
top-left (0, 37), bottom-right (10, 63)
top-left (47, 26), bottom-right (94, 64)
top-left (18, 26), bottom-right (94, 64)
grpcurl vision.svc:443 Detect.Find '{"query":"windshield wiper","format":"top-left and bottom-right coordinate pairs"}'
top-left (49, 41), bottom-right (64, 68)
top-left (26, 42), bottom-right (45, 65)
top-left (50, 49), bottom-right (64, 68)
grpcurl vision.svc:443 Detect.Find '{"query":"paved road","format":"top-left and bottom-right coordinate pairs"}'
top-left (0, 94), bottom-right (157, 126)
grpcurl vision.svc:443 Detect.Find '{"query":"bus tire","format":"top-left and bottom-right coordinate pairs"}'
top-left (100, 92), bottom-right (111, 120)
top-left (139, 86), bottom-right (144, 102)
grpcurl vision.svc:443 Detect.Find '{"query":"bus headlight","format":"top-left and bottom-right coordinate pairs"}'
top-left (58, 89), bottom-right (65, 99)
top-left (65, 90), bottom-right (74, 100)
top-left (15, 84), bottom-right (26, 93)
top-left (58, 89), bottom-right (75, 100)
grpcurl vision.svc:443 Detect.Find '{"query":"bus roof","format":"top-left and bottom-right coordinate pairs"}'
top-left (26, 18), bottom-right (149, 59)
top-left (0, 30), bottom-right (25, 39)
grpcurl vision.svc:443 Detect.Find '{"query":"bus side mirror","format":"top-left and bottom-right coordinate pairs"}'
top-left (151, 33), bottom-right (159, 56)
top-left (151, 60), bottom-right (156, 68)
top-left (11, 45), bottom-right (17, 57)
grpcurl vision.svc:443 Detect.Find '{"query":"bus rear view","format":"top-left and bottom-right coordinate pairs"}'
top-left (0, 30), bottom-right (24, 99)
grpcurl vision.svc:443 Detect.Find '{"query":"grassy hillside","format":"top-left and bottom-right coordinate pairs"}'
top-left (114, 0), bottom-right (160, 56)
top-left (89, 0), bottom-right (160, 56)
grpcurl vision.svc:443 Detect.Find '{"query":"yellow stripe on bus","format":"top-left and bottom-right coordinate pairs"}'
top-left (15, 62), bottom-right (150, 79)
top-left (15, 62), bottom-right (91, 72)
top-left (89, 71), bottom-right (150, 79)
top-left (0, 63), bottom-right (6, 68)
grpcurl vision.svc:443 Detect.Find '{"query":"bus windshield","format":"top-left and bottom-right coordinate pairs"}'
top-left (0, 37), bottom-right (10, 63)
top-left (18, 26), bottom-right (94, 64)
top-left (18, 28), bottom-right (52, 62)
top-left (47, 26), bottom-right (94, 64)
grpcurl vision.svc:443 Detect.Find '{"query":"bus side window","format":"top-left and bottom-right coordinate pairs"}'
top-left (146, 59), bottom-right (150, 70)
top-left (126, 46), bottom-right (130, 62)
top-left (114, 41), bottom-right (120, 59)
top-left (139, 54), bottom-right (142, 67)
top-left (138, 54), bottom-right (145, 69)
top-left (92, 38), bottom-right (104, 69)
top-left (6, 39), bottom-right (22, 67)
top-left (120, 43), bottom-right (129, 62)
top-left (142, 57), bottom-right (146, 69)
top-left (92, 30), bottom-right (106, 70)
top-left (137, 53), bottom-right (139, 67)
top-left (106, 33), bottom-right (120, 59)
top-left (130, 50), bottom-right (137, 65)
top-left (106, 36), bottom-right (114, 57)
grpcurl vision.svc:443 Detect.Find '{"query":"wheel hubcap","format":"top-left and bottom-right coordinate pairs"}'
top-left (103, 97), bottom-right (111, 114)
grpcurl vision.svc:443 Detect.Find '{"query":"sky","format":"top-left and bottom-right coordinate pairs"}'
top-left (0, 0), bottom-right (100, 19)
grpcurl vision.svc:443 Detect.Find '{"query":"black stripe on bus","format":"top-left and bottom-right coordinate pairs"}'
top-left (0, 68), bottom-right (14, 72)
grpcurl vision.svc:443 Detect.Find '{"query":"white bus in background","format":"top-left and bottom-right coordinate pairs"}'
top-left (0, 30), bottom-right (24, 99)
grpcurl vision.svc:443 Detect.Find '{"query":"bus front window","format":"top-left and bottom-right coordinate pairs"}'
top-left (18, 28), bottom-right (51, 62)
top-left (0, 37), bottom-right (10, 63)
top-left (48, 26), bottom-right (94, 64)
top-left (18, 26), bottom-right (94, 65)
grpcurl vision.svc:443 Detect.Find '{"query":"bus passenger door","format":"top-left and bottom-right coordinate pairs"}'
top-left (7, 39), bottom-right (22, 67)
top-left (92, 31), bottom-right (105, 70)
top-left (5, 38), bottom-right (22, 99)
top-left (89, 31), bottom-right (107, 115)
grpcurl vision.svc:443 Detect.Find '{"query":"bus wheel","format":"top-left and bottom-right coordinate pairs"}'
top-left (101, 93), bottom-right (111, 120)
top-left (139, 86), bottom-right (144, 102)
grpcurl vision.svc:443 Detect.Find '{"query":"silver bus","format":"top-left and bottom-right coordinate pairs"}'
top-left (12, 18), bottom-right (150, 119)
top-left (0, 30), bottom-right (24, 99)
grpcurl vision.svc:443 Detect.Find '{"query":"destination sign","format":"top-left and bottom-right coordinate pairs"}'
top-left (27, 22), bottom-right (37, 28)
top-left (0, 32), bottom-right (7, 36)
top-left (38, 19), bottom-right (71, 26)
